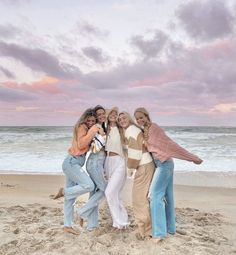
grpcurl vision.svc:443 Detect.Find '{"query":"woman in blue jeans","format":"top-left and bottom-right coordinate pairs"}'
top-left (76, 105), bottom-right (107, 231)
top-left (53, 108), bottom-right (99, 235)
top-left (134, 107), bottom-right (203, 243)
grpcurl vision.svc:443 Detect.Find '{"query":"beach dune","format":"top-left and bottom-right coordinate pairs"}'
top-left (0, 173), bottom-right (236, 255)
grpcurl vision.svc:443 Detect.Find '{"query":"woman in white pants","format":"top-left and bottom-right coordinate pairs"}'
top-left (104, 107), bottom-right (130, 230)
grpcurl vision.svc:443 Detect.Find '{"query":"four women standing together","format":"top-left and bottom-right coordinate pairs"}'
top-left (54, 106), bottom-right (203, 243)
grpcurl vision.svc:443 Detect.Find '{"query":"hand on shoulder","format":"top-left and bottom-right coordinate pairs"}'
top-left (89, 124), bottom-right (100, 133)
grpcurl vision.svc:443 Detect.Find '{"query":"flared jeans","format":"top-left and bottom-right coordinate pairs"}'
top-left (62, 154), bottom-right (95, 227)
top-left (76, 150), bottom-right (107, 230)
top-left (150, 159), bottom-right (176, 238)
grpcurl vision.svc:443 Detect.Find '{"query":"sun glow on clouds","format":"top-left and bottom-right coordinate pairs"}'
top-left (16, 106), bottom-right (39, 112)
top-left (129, 69), bottom-right (183, 87)
top-left (0, 0), bottom-right (236, 125)
top-left (4, 76), bottom-right (64, 94)
top-left (210, 103), bottom-right (236, 113)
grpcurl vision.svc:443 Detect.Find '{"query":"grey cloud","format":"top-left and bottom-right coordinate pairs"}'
top-left (76, 21), bottom-right (109, 39)
top-left (0, 86), bottom-right (36, 102)
top-left (80, 60), bottom-right (166, 89)
top-left (165, 46), bottom-right (236, 105)
top-left (76, 38), bottom-right (236, 112)
top-left (130, 30), bottom-right (169, 59)
top-left (0, 24), bottom-right (23, 39)
top-left (0, 66), bottom-right (16, 79)
top-left (82, 46), bottom-right (108, 63)
top-left (0, 41), bottom-right (81, 79)
top-left (177, 0), bottom-right (234, 41)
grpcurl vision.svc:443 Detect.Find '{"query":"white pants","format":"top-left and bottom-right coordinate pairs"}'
top-left (104, 155), bottom-right (129, 229)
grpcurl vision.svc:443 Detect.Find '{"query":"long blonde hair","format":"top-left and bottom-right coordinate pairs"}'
top-left (118, 111), bottom-right (141, 145)
top-left (73, 108), bottom-right (96, 141)
top-left (134, 107), bottom-right (151, 122)
top-left (106, 107), bottom-right (119, 137)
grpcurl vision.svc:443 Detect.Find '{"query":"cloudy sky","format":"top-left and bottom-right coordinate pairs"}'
top-left (0, 0), bottom-right (236, 126)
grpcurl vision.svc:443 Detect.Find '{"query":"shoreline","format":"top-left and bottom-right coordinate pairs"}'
top-left (1, 170), bottom-right (236, 188)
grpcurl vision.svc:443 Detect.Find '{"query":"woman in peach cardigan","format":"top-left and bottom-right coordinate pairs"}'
top-left (53, 108), bottom-right (100, 235)
top-left (134, 107), bottom-right (203, 243)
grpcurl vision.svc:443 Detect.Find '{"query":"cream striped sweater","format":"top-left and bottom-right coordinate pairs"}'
top-left (125, 125), bottom-right (153, 169)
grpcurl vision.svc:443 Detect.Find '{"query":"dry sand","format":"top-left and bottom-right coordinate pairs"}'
top-left (0, 173), bottom-right (236, 255)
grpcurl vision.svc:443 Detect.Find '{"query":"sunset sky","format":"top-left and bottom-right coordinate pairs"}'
top-left (0, 0), bottom-right (236, 126)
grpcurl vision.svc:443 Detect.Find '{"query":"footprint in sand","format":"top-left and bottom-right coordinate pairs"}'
top-left (13, 228), bottom-right (20, 234)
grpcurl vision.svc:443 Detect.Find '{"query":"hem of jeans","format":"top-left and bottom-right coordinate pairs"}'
top-left (152, 234), bottom-right (167, 238)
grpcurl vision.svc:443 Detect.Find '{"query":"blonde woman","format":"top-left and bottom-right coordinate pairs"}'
top-left (134, 107), bottom-right (203, 243)
top-left (118, 111), bottom-right (155, 240)
top-left (104, 107), bottom-right (129, 230)
top-left (53, 108), bottom-right (99, 235)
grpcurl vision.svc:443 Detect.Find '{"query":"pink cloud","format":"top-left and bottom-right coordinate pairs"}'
top-left (4, 76), bottom-right (67, 95)
top-left (16, 106), bottom-right (40, 112)
top-left (128, 69), bottom-right (183, 87)
top-left (201, 40), bottom-right (235, 60)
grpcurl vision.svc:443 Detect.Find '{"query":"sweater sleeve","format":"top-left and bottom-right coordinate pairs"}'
top-left (77, 124), bottom-right (98, 149)
top-left (166, 139), bottom-right (202, 162)
top-left (148, 123), bottom-right (202, 163)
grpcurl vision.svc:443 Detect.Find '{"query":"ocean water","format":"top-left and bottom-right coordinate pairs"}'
top-left (0, 126), bottom-right (235, 173)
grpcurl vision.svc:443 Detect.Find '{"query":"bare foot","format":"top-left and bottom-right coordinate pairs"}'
top-left (151, 237), bottom-right (163, 244)
top-left (63, 227), bottom-right (80, 235)
top-left (74, 212), bottom-right (84, 227)
top-left (53, 187), bottom-right (64, 200)
top-left (111, 227), bottom-right (120, 233)
top-left (135, 232), bottom-right (145, 241)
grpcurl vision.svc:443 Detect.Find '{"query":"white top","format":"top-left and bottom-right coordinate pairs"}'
top-left (105, 126), bottom-right (124, 157)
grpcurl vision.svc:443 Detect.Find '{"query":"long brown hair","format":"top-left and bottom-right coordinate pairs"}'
top-left (72, 108), bottom-right (96, 141)
top-left (94, 105), bottom-right (107, 133)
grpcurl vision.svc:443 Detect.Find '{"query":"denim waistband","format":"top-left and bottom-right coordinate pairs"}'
top-left (66, 154), bottom-right (86, 166)
top-left (90, 150), bottom-right (106, 156)
top-left (154, 158), bottom-right (173, 167)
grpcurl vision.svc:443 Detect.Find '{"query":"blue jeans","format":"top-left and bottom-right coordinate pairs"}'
top-left (150, 159), bottom-right (176, 238)
top-left (62, 154), bottom-right (95, 227)
top-left (77, 150), bottom-right (107, 230)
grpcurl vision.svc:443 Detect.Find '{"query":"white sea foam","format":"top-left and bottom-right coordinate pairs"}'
top-left (0, 126), bottom-right (235, 173)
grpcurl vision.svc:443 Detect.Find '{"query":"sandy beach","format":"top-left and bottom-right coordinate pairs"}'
top-left (0, 173), bottom-right (236, 255)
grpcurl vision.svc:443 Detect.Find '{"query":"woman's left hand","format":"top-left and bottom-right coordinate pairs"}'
top-left (193, 158), bottom-right (203, 164)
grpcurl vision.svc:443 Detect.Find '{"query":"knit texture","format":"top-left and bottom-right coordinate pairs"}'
top-left (147, 123), bottom-right (201, 163)
top-left (125, 125), bottom-right (153, 169)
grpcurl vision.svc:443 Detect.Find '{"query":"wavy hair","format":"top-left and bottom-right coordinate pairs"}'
top-left (94, 105), bottom-right (107, 133)
top-left (134, 107), bottom-right (151, 122)
top-left (73, 108), bottom-right (96, 141)
top-left (118, 111), bottom-right (141, 145)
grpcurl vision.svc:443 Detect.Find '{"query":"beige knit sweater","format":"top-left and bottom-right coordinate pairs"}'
top-left (125, 125), bottom-right (153, 169)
